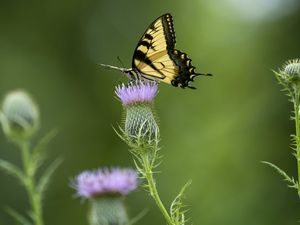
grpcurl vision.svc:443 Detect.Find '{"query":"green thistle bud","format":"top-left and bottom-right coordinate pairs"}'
top-left (115, 82), bottom-right (159, 142)
top-left (280, 59), bottom-right (300, 86)
top-left (0, 90), bottom-right (39, 143)
top-left (284, 59), bottom-right (300, 77)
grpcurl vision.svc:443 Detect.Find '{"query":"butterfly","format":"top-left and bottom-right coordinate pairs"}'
top-left (100, 13), bottom-right (211, 89)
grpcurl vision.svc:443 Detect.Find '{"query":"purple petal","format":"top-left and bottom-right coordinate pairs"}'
top-left (73, 168), bottom-right (138, 199)
top-left (115, 81), bottom-right (158, 105)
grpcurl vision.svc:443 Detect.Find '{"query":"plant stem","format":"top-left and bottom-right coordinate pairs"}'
top-left (293, 89), bottom-right (300, 197)
top-left (141, 153), bottom-right (174, 225)
top-left (20, 141), bottom-right (44, 225)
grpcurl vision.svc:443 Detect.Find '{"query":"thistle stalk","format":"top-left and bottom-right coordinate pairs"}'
top-left (140, 151), bottom-right (173, 225)
top-left (123, 136), bottom-right (174, 225)
top-left (20, 141), bottom-right (43, 225)
top-left (292, 88), bottom-right (300, 197)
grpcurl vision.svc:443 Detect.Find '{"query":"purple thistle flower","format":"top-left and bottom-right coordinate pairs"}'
top-left (73, 168), bottom-right (138, 198)
top-left (115, 81), bottom-right (158, 106)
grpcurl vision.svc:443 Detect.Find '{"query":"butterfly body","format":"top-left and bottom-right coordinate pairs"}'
top-left (100, 13), bottom-right (211, 89)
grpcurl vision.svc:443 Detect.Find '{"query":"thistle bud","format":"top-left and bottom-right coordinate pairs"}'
top-left (73, 168), bottom-right (138, 225)
top-left (0, 90), bottom-right (39, 143)
top-left (281, 59), bottom-right (300, 86)
top-left (115, 81), bottom-right (159, 141)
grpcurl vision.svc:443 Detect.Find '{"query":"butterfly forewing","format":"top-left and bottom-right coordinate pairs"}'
top-left (132, 13), bottom-right (204, 89)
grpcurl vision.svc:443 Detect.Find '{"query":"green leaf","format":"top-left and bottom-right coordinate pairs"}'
top-left (5, 207), bottom-right (32, 225)
top-left (37, 158), bottom-right (63, 198)
top-left (170, 180), bottom-right (192, 225)
top-left (262, 161), bottom-right (298, 189)
top-left (128, 209), bottom-right (148, 225)
top-left (0, 159), bottom-right (25, 185)
top-left (30, 129), bottom-right (58, 176)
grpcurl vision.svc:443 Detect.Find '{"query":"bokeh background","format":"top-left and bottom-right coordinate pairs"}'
top-left (1, 0), bottom-right (300, 224)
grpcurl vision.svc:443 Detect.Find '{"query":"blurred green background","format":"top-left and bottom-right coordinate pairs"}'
top-left (1, 0), bottom-right (300, 224)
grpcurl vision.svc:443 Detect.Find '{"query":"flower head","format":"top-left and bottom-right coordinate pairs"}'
top-left (73, 168), bottom-right (138, 198)
top-left (115, 82), bottom-right (159, 143)
top-left (0, 90), bottom-right (39, 142)
top-left (283, 59), bottom-right (300, 76)
top-left (277, 59), bottom-right (300, 86)
top-left (115, 81), bottom-right (158, 106)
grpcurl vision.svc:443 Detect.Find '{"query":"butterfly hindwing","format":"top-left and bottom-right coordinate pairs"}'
top-left (169, 49), bottom-right (200, 88)
top-left (132, 13), bottom-right (203, 89)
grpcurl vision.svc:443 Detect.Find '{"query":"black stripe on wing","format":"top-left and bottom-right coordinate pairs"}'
top-left (134, 50), bottom-right (164, 76)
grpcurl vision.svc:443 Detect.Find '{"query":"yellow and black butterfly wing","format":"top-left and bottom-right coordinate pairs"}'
top-left (132, 13), bottom-right (203, 89)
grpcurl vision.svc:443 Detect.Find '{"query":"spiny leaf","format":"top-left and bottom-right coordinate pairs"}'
top-left (262, 161), bottom-right (298, 189)
top-left (132, 159), bottom-right (143, 175)
top-left (0, 159), bottom-right (25, 185)
top-left (170, 180), bottom-right (192, 225)
top-left (273, 70), bottom-right (293, 96)
top-left (5, 207), bottom-right (32, 225)
top-left (112, 124), bottom-right (126, 142)
top-left (37, 158), bottom-right (63, 198)
top-left (30, 129), bottom-right (58, 176)
top-left (128, 209), bottom-right (148, 225)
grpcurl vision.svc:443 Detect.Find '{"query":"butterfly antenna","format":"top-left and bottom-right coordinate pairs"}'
top-left (117, 56), bottom-right (125, 68)
top-left (98, 63), bottom-right (133, 80)
top-left (98, 63), bottom-right (128, 73)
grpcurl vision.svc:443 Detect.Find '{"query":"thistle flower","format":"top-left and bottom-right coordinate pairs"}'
top-left (0, 90), bottom-right (39, 143)
top-left (115, 81), bottom-right (159, 141)
top-left (73, 168), bottom-right (138, 198)
top-left (73, 168), bottom-right (138, 225)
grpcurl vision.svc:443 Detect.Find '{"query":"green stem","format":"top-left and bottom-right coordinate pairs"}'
top-left (20, 141), bottom-right (44, 225)
top-left (293, 90), bottom-right (300, 197)
top-left (141, 153), bottom-right (174, 225)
